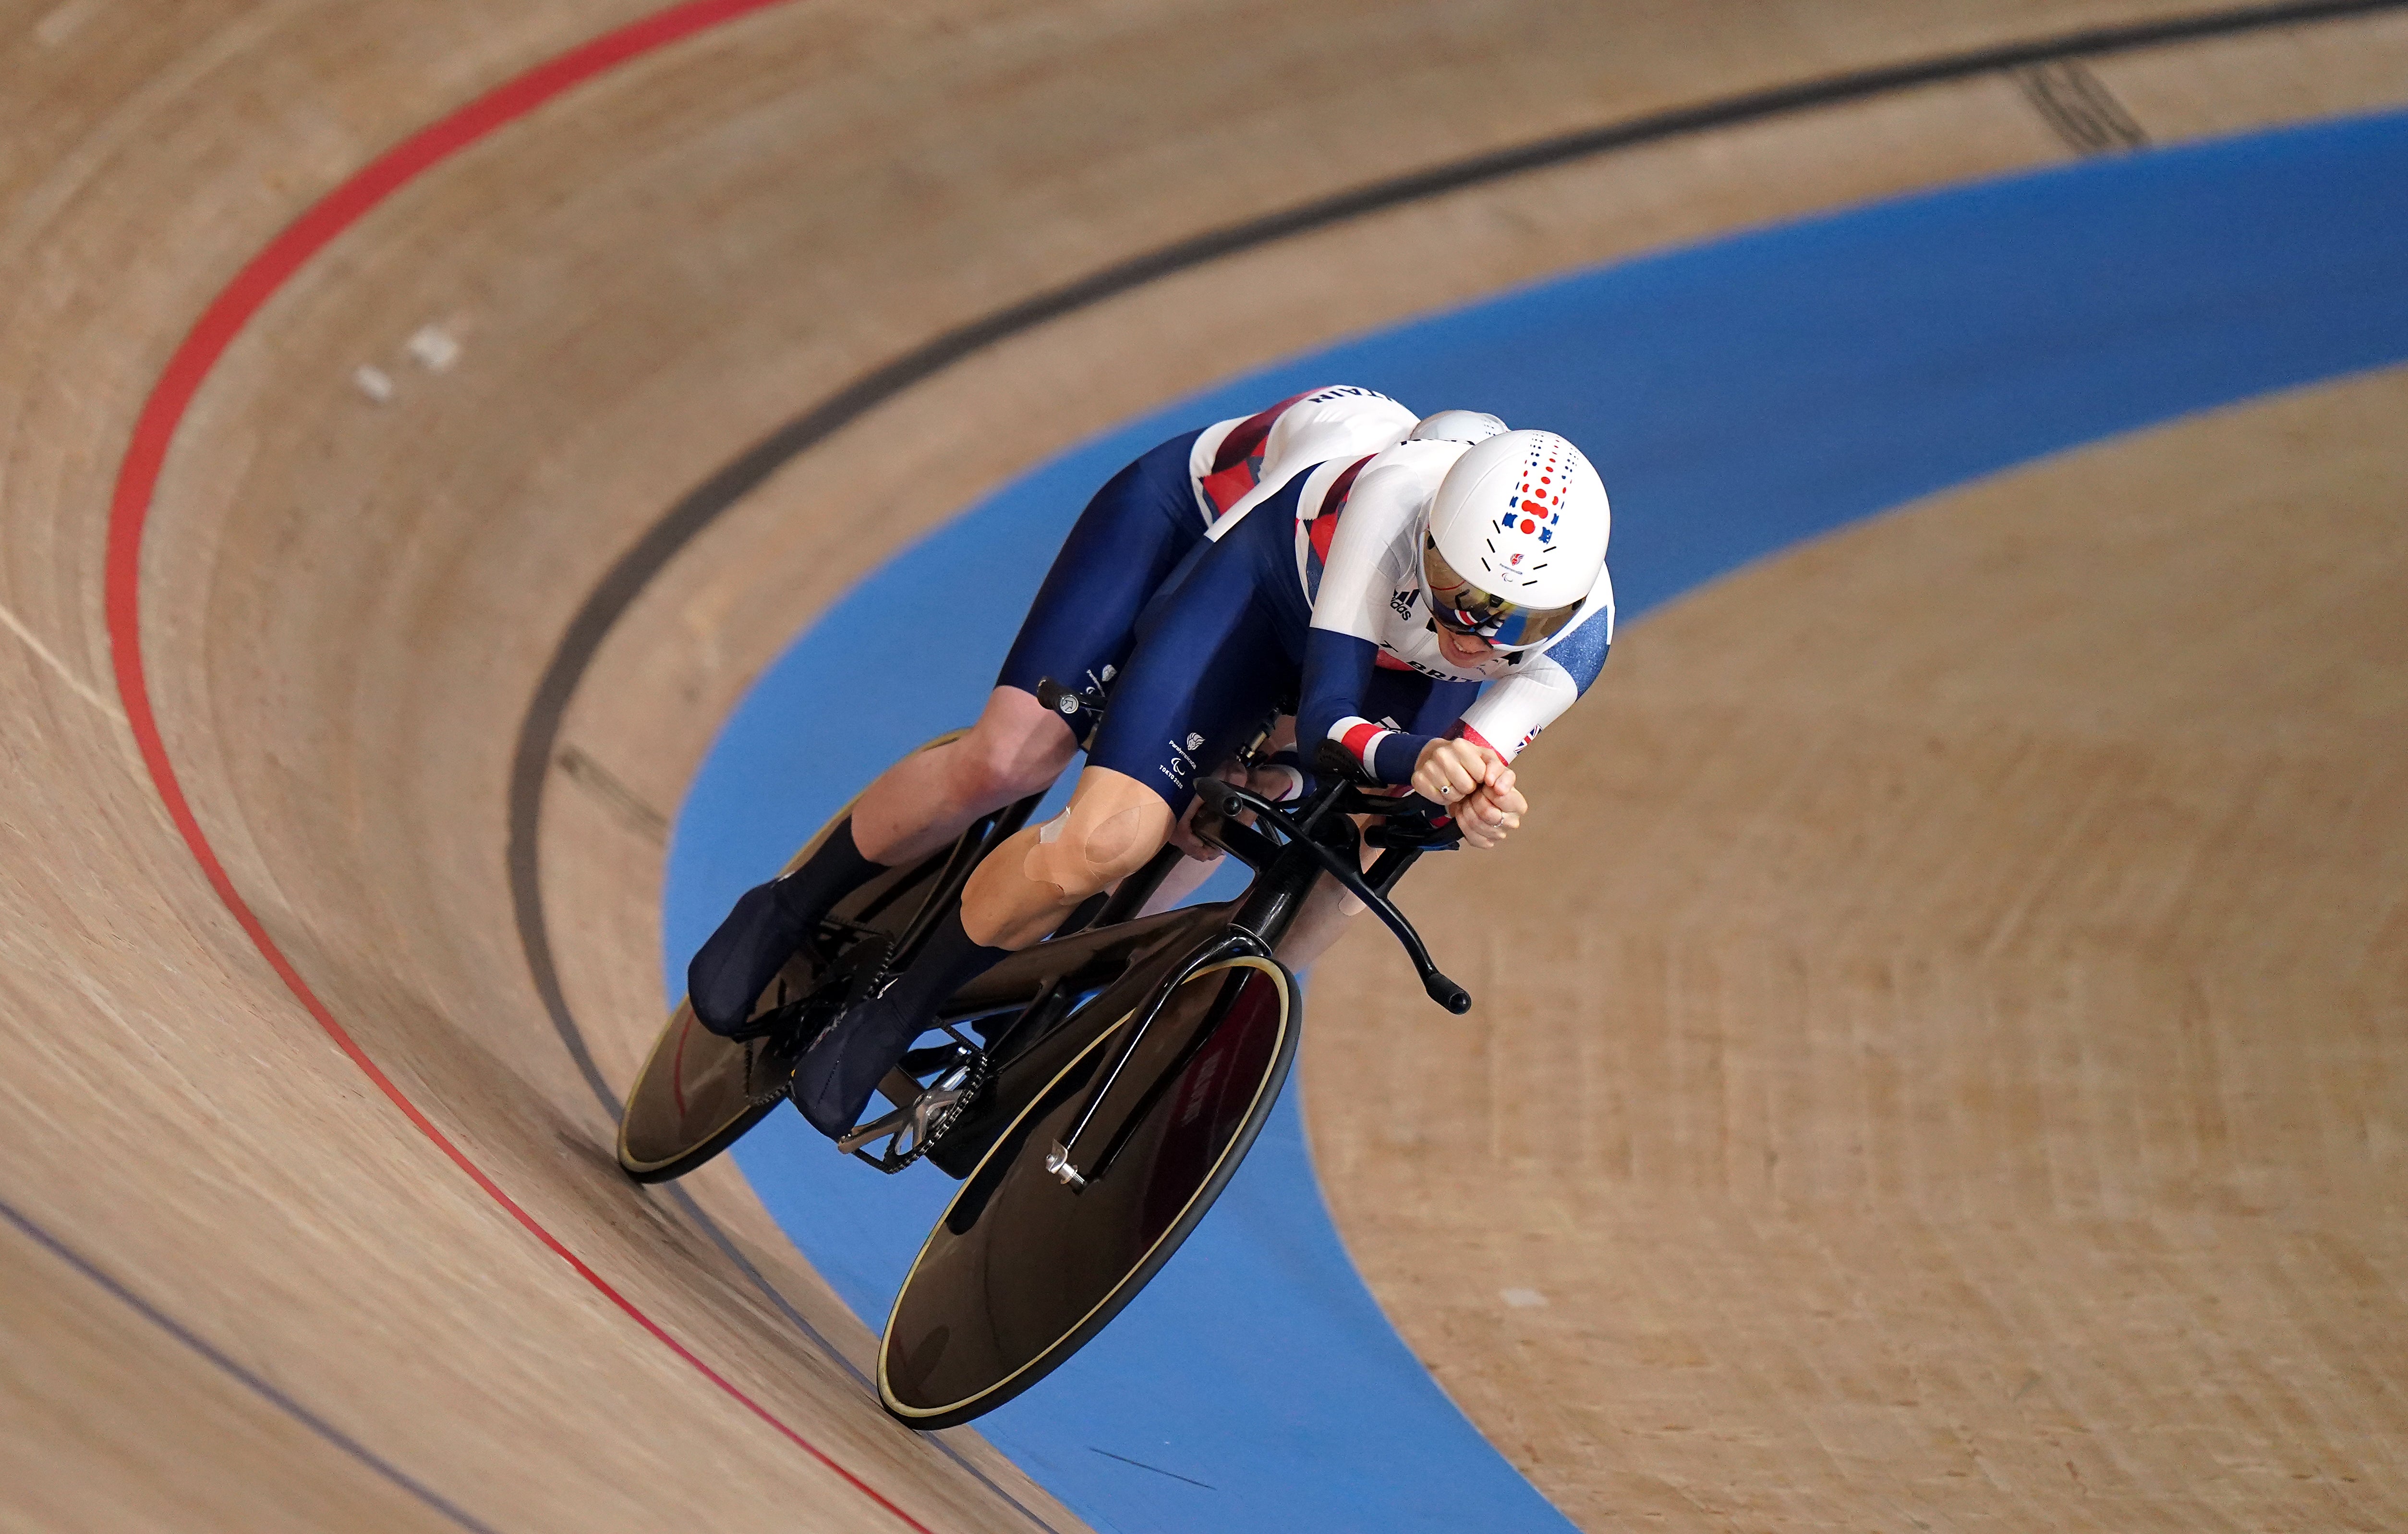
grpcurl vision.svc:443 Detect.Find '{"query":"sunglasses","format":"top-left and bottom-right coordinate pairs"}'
top-left (1423, 537), bottom-right (1583, 649)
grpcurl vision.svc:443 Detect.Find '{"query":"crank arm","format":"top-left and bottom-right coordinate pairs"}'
top-left (837, 1100), bottom-right (918, 1157)
top-left (839, 1054), bottom-right (986, 1169)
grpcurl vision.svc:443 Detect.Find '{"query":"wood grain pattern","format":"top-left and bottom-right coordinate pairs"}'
top-left (1, 0), bottom-right (2401, 1527)
top-left (1306, 370), bottom-right (2408, 1528)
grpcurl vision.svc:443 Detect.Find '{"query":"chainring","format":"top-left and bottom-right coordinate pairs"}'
top-left (847, 1046), bottom-right (992, 1174)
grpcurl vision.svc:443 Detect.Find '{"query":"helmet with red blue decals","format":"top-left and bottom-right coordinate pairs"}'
top-left (1408, 409), bottom-right (1509, 446)
top-left (1419, 429), bottom-right (1608, 653)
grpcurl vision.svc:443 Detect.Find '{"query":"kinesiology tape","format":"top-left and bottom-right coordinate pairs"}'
top-left (1021, 801), bottom-right (1157, 901)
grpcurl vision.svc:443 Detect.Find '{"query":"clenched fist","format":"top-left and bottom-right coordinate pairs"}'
top-left (1412, 738), bottom-right (1526, 850)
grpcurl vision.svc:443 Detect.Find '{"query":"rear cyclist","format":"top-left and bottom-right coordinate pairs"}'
top-left (787, 425), bottom-right (1616, 1139)
top-left (685, 384), bottom-right (1421, 1036)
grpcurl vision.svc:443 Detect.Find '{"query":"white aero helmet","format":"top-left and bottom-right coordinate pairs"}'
top-left (1421, 428), bottom-right (1609, 654)
top-left (1409, 409), bottom-right (1509, 446)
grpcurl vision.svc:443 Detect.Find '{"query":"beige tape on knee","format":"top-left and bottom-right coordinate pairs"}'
top-left (1021, 802), bottom-right (1152, 902)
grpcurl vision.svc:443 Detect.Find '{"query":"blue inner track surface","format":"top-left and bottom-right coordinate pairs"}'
top-left (665, 110), bottom-right (2408, 1534)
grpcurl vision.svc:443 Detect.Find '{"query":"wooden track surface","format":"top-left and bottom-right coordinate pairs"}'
top-left (1, 0), bottom-right (2402, 1527)
top-left (1309, 365), bottom-right (2408, 1528)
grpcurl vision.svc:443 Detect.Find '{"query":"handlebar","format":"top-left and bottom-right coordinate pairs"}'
top-left (1325, 784), bottom-right (1464, 840)
top-left (1194, 776), bottom-right (1472, 1015)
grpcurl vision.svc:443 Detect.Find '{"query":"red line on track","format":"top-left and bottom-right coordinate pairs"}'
top-left (102, 6), bottom-right (937, 1531)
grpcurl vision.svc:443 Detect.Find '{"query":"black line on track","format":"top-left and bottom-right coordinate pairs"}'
top-left (1089, 1448), bottom-right (1218, 1490)
top-left (500, 0), bottom-right (2407, 1513)
top-left (660, 1182), bottom-right (862, 1376)
top-left (509, 0), bottom-right (2408, 1107)
top-left (0, 1194), bottom-right (503, 1534)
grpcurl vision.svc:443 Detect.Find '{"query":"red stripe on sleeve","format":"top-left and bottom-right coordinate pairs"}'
top-left (1307, 510), bottom-right (1342, 565)
top-left (1457, 721), bottom-right (1502, 755)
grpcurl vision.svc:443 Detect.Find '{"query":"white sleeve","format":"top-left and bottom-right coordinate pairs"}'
top-left (1457, 658), bottom-right (1579, 760)
top-left (1306, 461), bottom-right (1423, 640)
top-left (1460, 563), bottom-right (1613, 758)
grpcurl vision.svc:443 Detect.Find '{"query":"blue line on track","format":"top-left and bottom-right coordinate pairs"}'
top-left (0, 1194), bottom-right (501, 1533)
top-left (667, 110), bottom-right (2408, 1533)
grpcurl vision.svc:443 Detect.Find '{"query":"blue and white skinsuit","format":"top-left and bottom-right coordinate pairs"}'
top-left (1004, 389), bottom-right (1616, 804)
top-left (687, 385), bottom-right (1616, 1126)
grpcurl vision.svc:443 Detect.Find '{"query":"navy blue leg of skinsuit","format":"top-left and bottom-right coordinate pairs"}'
top-left (688, 430), bottom-right (1209, 1038)
top-left (995, 429), bottom-right (1210, 700)
top-left (788, 466), bottom-right (1482, 1139)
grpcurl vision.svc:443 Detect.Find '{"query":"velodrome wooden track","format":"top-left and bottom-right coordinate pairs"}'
top-left (3, 1), bottom-right (2404, 1528)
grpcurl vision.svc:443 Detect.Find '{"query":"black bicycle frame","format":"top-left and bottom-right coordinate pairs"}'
top-left (919, 774), bottom-right (1466, 1184)
top-left (1028, 777), bottom-right (1469, 1188)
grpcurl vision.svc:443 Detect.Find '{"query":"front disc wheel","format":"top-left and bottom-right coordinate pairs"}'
top-left (879, 956), bottom-right (1296, 1427)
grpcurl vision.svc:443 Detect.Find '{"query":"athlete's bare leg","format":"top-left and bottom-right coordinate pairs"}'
top-left (851, 685), bottom-right (1078, 864)
top-left (961, 766), bottom-right (1174, 949)
top-left (963, 765), bottom-right (1366, 962)
top-left (1136, 850), bottom-right (1220, 916)
top-left (1269, 809), bottom-right (1378, 975)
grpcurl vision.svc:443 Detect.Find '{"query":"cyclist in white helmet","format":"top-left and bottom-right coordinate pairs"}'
top-left (784, 423), bottom-right (1615, 1140)
top-left (685, 385), bottom-right (1419, 1037)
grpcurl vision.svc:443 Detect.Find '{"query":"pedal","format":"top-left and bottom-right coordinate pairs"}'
top-left (720, 987), bottom-right (799, 1044)
top-left (739, 990), bottom-right (845, 1105)
top-left (874, 1064), bottom-right (922, 1111)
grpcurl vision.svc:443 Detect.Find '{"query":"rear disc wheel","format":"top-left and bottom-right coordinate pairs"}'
top-left (617, 980), bottom-right (834, 1182)
top-left (618, 730), bottom-right (982, 1183)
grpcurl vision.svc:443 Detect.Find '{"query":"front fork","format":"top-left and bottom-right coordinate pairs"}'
top-left (1043, 926), bottom-right (1269, 1189)
top-left (1035, 716), bottom-right (1315, 1188)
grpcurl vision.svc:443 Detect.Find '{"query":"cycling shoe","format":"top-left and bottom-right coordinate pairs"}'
top-left (790, 992), bottom-right (924, 1140)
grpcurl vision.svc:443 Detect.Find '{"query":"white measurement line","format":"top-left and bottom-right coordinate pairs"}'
top-left (0, 598), bottom-right (126, 724)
